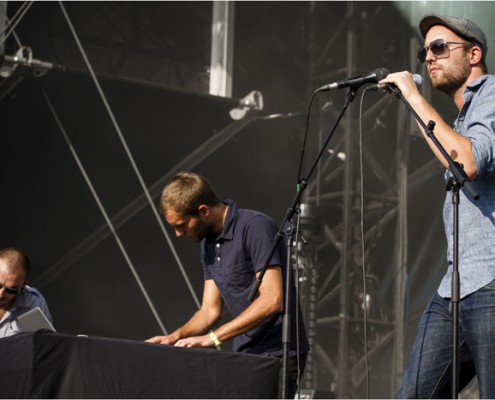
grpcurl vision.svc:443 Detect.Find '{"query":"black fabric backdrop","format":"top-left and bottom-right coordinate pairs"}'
top-left (0, 331), bottom-right (280, 399)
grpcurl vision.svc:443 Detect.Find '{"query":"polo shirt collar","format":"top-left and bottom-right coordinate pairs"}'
top-left (217, 199), bottom-right (238, 241)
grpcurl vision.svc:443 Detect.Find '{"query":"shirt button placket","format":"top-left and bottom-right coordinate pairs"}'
top-left (216, 242), bottom-right (221, 265)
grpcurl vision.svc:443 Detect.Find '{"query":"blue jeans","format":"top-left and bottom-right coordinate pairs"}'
top-left (398, 281), bottom-right (495, 398)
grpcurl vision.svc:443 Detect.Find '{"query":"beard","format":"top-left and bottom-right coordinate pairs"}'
top-left (188, 218), bottom-right (213, 242)
top-left (430, 59), bottom-right (471, 96)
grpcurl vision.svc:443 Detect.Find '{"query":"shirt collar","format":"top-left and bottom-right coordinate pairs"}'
top-left (10, 287), bottom-right (29, 309)
top-left (458, 75), bottom-right (489, 121)
top-left (1, 288), bottom-right (28, 319)
top-left (216, 199), bottom-right (238, 241)
top-left (465, 74), bottom-right (489, 93)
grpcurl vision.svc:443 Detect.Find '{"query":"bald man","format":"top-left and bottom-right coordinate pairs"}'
top-left (0, 247), bottom-right (52, 337)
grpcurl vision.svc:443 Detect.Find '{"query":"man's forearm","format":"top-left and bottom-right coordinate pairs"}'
top-left (212, 286), bottom-right (282, 342)
top-left (174, 308), bottom-right (220, 339)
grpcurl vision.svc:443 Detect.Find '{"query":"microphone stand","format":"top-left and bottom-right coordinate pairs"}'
top-left (388, 87), bottom-right (479, 399)
top-left (248, 87), bottom-right (359, 399)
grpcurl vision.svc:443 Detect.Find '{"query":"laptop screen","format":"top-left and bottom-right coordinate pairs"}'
top-left (17, 307), bottom-right (56, 332)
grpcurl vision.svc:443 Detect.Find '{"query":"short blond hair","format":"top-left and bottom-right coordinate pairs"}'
top-left (160, 172), bottom-right (221, 217)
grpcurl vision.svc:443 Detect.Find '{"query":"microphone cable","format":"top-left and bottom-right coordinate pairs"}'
top-left (359, 86), bottom-right (374, 399)
top-left (295, 87), bottom-right (321, 190)
top-left (358, 85), bottom-right (400, 398)
top-left (297, 78), bottom-right (398, 398)
top-left (289, 86), bottom-right (321, 399)
top-left (292, 84), bottom-right (330, 398)
top-left (293, 212), bottom-right (303, 399)
top-left (296, 83), bottom-right (375, 398)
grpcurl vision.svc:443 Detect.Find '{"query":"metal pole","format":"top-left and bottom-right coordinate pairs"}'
top-left (392, 98), bottom-right (408, 395)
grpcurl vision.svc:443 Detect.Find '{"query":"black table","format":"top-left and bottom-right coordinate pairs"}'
top-left (0, 331), bottom-right (280, 398)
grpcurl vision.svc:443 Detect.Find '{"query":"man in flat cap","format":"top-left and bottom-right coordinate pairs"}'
top-left (380, 14), bottom-right (495, 398)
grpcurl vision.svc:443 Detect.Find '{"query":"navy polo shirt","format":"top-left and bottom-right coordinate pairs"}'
top-left (200, 199), bottom-right (309, 356)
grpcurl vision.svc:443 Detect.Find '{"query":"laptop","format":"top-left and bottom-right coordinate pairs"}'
top-left (18, 307), bottom-right (56, 332)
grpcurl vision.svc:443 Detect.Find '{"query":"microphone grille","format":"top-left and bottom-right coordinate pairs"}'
top-left (375, 67), bottom-right (390, 80)
top-left (412, 74), bottom-right (424, 89)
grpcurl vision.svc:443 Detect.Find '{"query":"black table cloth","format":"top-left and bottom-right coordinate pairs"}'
top-left (0, 331), bottom-right (280, 398)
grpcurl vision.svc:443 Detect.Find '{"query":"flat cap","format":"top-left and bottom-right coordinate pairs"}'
top-left (419, 13), bottom-right (487, 55)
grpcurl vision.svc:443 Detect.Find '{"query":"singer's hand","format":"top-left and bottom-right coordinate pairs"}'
top-left (379, 71), bottom-right (421, 100)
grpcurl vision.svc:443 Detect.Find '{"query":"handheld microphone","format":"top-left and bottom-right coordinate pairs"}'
top-left (317, 68), bottom-right (390, 91)
top-left (369, 73), bottom-right (424, 92)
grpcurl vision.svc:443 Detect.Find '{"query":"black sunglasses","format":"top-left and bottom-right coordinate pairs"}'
top-left (417, 39), bottom-right (472, 63)
top-left (0, 283), bottom-right (19, 296)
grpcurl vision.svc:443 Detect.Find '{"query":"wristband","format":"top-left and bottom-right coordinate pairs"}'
top-left (208, 330), bottom-right (222, 349)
